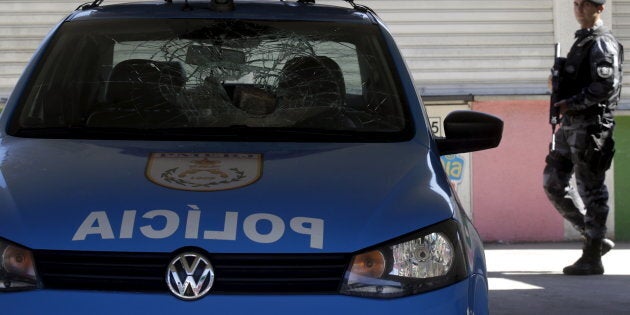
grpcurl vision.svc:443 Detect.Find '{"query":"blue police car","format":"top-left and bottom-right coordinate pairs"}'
top-left (0, 0), bottom-right (502, 313)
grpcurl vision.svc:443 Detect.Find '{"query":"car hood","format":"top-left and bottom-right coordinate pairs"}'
top-left (0, 137), bottom-right (453, 253)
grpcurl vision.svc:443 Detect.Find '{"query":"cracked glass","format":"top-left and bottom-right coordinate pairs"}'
top-left (11, 19), bottom-right (411, 141)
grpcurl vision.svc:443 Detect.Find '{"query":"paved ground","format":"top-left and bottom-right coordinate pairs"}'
top-left (485, 242), bottom-right (630, 315)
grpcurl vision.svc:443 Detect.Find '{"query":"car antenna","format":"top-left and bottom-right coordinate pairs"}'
top-left (77, 0), bottom-right (103, 10)
top-left (343, 0), bottom-right (376, 14)
top-left (297, 0), bottom-right (315, 3)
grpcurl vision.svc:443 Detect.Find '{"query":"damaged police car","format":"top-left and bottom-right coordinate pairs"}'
top-left (0, 0), bottom-right (502, 313)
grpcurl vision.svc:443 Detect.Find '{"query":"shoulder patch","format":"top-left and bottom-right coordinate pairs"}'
top-left (597, 65), bottom-right (614, 79)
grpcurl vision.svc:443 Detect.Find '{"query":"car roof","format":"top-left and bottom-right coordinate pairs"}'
top-left (67, 0), bottom-right (378, 24)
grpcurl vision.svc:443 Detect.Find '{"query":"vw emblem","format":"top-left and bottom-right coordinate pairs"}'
top-left (166, 252), bottom-right (215, 300)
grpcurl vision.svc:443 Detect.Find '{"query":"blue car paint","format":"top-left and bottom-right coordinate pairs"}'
top-left (0, 1), bottom-right (489, 313)
top-left (0, 138), bottom-right (453, 253)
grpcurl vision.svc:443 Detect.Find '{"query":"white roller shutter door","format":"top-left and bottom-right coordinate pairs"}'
top-left (0, 0), bottom-right (77, 98)
top-left (0, 0), bottom-right (133, 99)
top-left (4, 0), bottom-right (627, 105)
top-left (322, 0), bottom-right (554, 97)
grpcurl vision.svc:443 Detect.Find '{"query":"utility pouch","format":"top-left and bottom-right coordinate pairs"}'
top-left (584, 130), bottom-right (615, 172)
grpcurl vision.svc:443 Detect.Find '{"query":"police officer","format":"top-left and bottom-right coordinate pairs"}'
top-left (543, 0), bottom-right (623, 275)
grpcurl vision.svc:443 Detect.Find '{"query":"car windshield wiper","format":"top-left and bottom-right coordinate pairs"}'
top-left (12, 125), bottom-right (403, 142)
top-left (13, 126), bottom-right (155, 139)
top-left (157, 125), bottom-right (368, 140)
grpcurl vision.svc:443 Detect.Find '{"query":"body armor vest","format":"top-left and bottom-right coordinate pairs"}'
top-left (558, 27), bottom-right (623, 110)
top-left (559, 36), bottom-right (597, 100)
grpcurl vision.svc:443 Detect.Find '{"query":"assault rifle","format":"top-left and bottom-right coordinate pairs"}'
top-left (549, 43), bottom-right (565, 151)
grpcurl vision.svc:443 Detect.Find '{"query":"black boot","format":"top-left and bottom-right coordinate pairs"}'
top-left (579, 235), bottom-right (614, 256)
top-left (563, 238), bottom-right (604, 275)
top-left (602, 238), bottom-right (615, 256)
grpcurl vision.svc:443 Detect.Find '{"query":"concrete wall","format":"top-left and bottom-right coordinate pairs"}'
top-left (471, 100), bottom-right (564, 242)
top-left (469, 100), bottom-right (625, 242)
top-left (614, 115), bottom-right (630, 241)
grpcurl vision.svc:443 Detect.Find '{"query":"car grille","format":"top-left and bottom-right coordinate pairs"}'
top-left (33, 250), bottom-right (351, 294)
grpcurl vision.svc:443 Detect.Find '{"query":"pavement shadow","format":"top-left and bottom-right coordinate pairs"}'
top-left (486, 242), bottom-right (630, 315)
top-left (489, 271), bottom-right (630, 314)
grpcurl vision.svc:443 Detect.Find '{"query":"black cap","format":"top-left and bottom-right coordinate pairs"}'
top-left (588, 0), bottom-right (606, 5)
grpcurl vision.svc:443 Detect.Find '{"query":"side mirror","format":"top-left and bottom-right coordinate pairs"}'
top-left (436, 110), bottom-right (503, 155)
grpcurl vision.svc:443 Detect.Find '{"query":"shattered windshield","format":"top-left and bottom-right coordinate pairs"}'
top-left (11, 19), bottom-right (411, 141)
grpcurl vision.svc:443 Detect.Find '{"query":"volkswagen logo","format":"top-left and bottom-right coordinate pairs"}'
top-left (166, 252), bottom-right (215, 300)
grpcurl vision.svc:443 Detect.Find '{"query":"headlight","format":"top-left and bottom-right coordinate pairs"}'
top-left (0, 239), bottom-right (39, 291)
top-left (340, 220), bottom-right (467, 298)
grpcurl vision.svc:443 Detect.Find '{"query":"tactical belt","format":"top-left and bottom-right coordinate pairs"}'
top-left (565, 104), bottom-right (611, 118)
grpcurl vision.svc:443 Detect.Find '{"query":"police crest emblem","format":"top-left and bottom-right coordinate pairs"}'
top-left (597, 65), bottom-right (614, 78)
top-left (146, 153), bottom-right (262, 191)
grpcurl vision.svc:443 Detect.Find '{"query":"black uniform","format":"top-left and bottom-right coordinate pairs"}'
top-left (543, 20), bottom-right (622, 274)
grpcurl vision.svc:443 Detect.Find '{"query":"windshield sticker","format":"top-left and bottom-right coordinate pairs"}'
top-left (72, 206), bottom-right (325, 249)
top-left (146, 153), bottom-right (262, 191)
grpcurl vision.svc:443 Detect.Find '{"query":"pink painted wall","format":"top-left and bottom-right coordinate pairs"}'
top-left (471, 100), bottom-right (564, 242)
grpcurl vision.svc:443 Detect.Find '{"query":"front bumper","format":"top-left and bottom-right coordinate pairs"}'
top-left (1, 276), bottom-right (488, 314)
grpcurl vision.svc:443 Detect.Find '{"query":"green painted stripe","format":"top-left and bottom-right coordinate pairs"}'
top-left (615, 115), bottom-right (630, 241)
